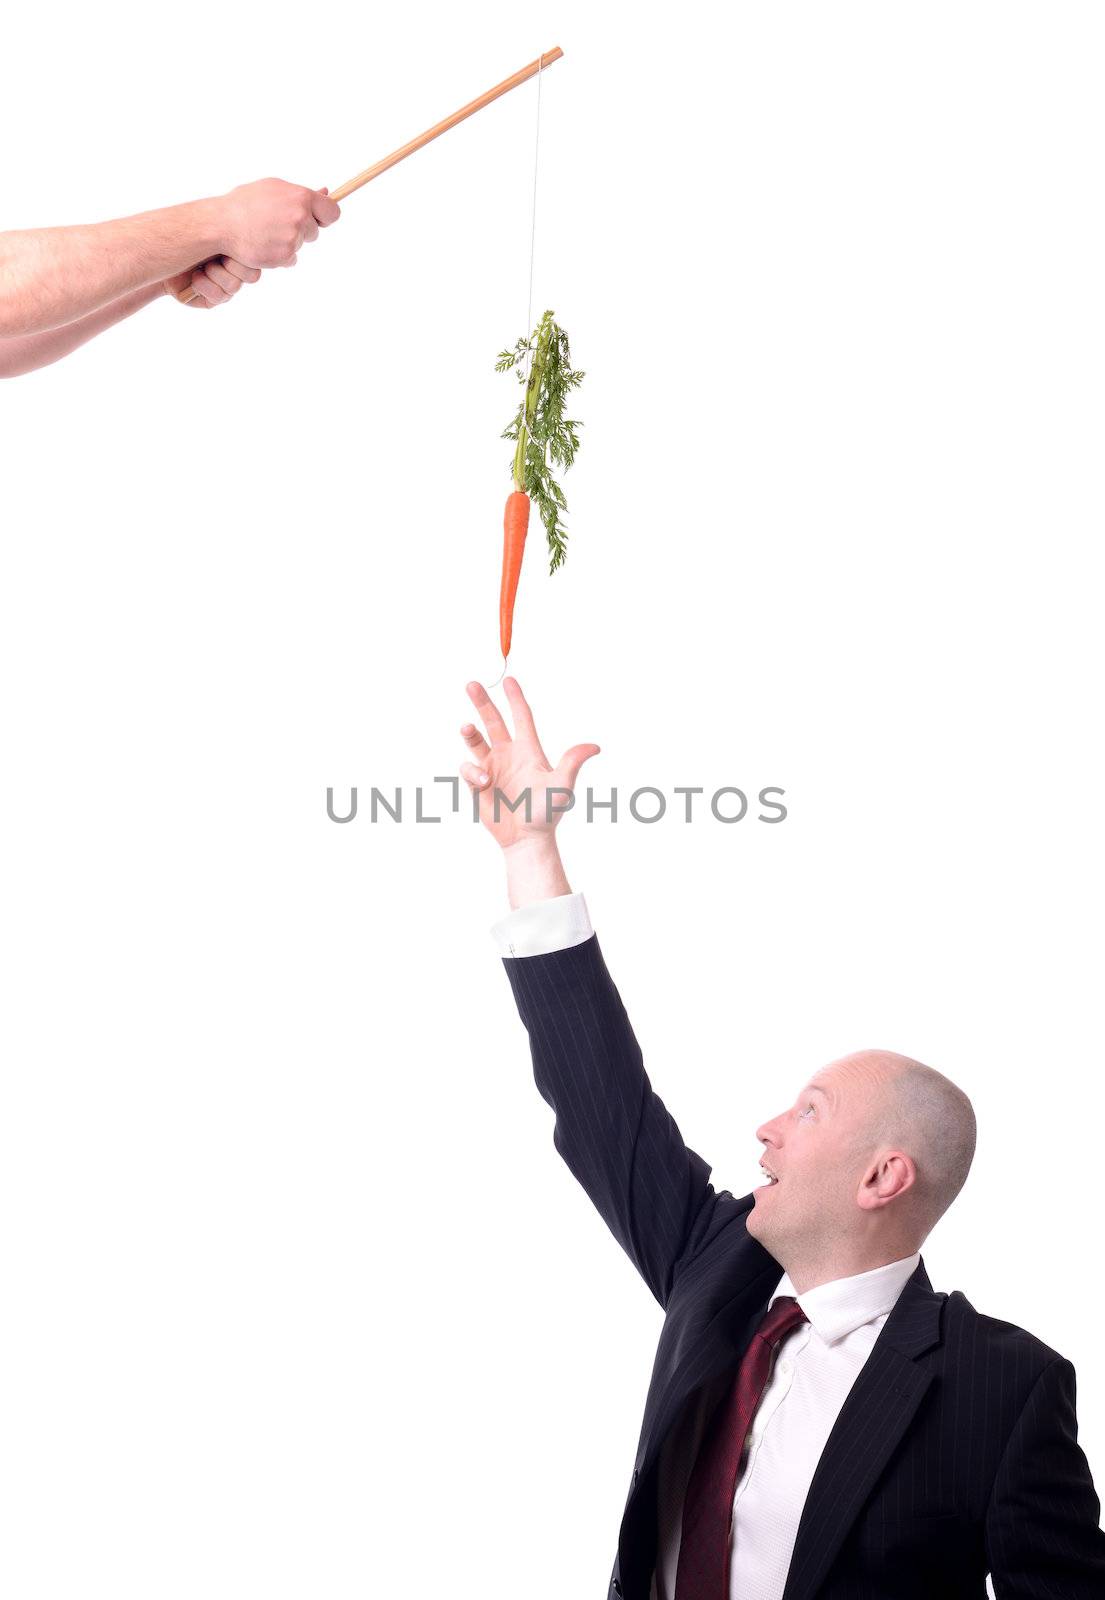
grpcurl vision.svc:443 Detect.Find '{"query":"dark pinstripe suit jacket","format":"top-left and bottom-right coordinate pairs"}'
top-left (501, 932), bottom-right (1105, 1599)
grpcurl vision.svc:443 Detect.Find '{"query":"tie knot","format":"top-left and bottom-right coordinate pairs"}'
top-left (756, 1294), bottom-right (807, 1349)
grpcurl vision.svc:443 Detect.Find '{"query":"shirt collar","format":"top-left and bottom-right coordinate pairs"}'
top-left (771, 1253), bottom-right (921, 1345)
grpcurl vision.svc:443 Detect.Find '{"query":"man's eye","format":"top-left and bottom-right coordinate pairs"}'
top-left (798, 1104), bottom-right (815, 1121)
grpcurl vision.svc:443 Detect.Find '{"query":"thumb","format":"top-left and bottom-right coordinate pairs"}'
top-left (314, 184), bottom-right (341, 225)
top-left (558, 743), bottom-right (601, 788)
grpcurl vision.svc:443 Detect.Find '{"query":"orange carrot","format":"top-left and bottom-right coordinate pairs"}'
top-left (494, 311), bottom-right (583, 654)
top-left (499, 490), bottom-right (531, 657)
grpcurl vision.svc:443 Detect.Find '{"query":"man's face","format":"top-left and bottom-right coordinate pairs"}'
top-left (746, 1057), bottom-right (886, 1258)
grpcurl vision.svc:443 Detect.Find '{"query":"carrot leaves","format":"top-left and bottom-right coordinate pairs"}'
top-left (496, 309), bottom-right (584, 573)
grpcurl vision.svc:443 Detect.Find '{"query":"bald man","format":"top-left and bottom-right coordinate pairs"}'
top-left (0, 177), bottom-right (339, 378)
top-left (458, 676), bottom-right (1105, 1600)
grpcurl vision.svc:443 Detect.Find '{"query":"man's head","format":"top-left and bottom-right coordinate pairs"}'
top-left (745, 1050), bottom-right (976, 1291)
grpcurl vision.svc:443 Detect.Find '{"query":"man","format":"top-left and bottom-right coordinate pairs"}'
top-left (457, 675), bottom-right (1105, 1599)
top-left (0, 177), bottom-right (339, 378)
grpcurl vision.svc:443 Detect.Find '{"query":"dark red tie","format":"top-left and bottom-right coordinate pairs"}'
top-left (674, 1295), bottom-right (808, 1599)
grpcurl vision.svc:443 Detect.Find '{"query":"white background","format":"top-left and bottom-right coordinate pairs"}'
top-left (2, 3), bottom-right (1103, 1595)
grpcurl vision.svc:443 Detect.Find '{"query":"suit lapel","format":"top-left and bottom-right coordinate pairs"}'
top-left (638, 1262), bottom-right (781, 1473)
top-left (780, 1261), bottom-right (945, 1600)
top-left (620, 1270), bottom-right (781, 1599)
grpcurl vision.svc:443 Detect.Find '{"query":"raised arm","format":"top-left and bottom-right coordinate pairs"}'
top-left (460, 677), bottom-right (723, 1308)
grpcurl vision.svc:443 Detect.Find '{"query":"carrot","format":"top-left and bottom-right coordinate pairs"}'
top-left (500, 490), bottom-right (531, 657)
top-left (494, 309), bottom-right (584, 657)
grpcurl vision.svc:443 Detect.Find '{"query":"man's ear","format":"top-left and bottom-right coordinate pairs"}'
top-left (856, 1150), bottom-right (916, 1212)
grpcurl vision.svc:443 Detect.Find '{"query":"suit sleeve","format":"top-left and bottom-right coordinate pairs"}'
top-left (500, 931), bottom-right (731, 1310)
top-left (986, 1356), bottom-right (1105, 1595)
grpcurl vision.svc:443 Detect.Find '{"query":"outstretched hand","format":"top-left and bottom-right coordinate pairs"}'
top-left (460, 677), bottom-right (600, 852)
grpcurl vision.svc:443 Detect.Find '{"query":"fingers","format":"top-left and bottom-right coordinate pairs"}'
top-left (163, 269), bottom-right (192, 299)
top-left (502, 677), bottom-right (549, 759)
top-left (202, 259), bottom-right (242, 297)
top-left (465, 681), bottom-right (511, 746)
top-left (171, 254), bottom-right (261, 309)
top-left (312, 187), bottom-right (342, 227)
top-left (557, 743), bottom-right (602, 788)
top-left (460, 721), bottom-right (491, 763)
top-left (188, 266), bottom-right (232, 307)
top-left (221, 256), bottom-right (261, 284)
top-left (460, 760), bottom-right (491, 792)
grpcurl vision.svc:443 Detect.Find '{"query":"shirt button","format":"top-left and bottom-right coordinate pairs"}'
top-left (779, 1361), bottom-right (791, 1374)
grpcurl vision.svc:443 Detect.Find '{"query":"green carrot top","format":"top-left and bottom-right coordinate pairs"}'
top-left (496, 309), bottom-right (584, 572)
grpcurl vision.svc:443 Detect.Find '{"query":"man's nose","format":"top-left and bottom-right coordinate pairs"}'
top-left (756, 1114), bottom-right (784, 1147)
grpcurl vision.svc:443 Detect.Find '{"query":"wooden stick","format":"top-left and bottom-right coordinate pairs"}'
top-left (174, 47), bottom-right (563, 305)
top-left (331, 46), bottom-right (563, 200)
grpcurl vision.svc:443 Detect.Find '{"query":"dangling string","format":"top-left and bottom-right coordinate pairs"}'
top-left (523, 50), bottom-right (544, 381)
top-left (489, 49), bottom-right (545, 690)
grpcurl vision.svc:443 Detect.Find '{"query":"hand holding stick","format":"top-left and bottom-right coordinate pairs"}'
top-left (172, 47), bottom-right (564, 305)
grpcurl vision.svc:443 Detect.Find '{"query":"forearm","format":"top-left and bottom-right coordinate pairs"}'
top-left (503, 835), bottom-right (572, 910)
top-left (0, 281), bottom-right (167, 378)
top-left (500, 925), bottom-right (723, 1308)
top-left (0, 197), bottom-right (226, 337)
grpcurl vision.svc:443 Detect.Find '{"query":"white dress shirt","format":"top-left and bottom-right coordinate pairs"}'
top-left (652, 1254), bottom-right (921, 1600)
top-left (492, 892), bottom-right (922, 1600)
top-left (489, 888), bottom-right (595, 958)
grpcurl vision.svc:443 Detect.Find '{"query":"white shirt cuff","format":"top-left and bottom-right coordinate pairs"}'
top-left (491, 891), bottom-right (594, 958)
